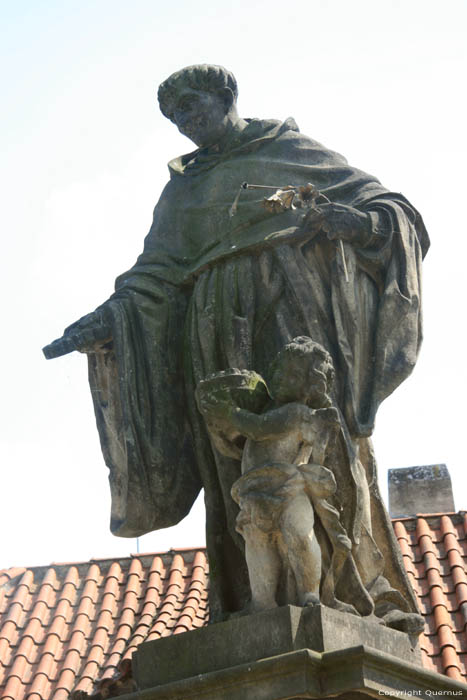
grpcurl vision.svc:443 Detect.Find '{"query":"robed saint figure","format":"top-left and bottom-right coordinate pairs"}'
top-left (44, 65), bottom-right (429, 630)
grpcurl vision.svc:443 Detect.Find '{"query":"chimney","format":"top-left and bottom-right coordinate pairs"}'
top-left (388, 464), bottom-right (455, 518)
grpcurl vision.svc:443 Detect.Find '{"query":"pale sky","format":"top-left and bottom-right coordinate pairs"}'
top-left (1, 0), bottom-right (466, 569)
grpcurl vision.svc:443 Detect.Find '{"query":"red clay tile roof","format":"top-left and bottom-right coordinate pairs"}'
top-left (0, 513), bottom-right (466, 699)
top-left (0, 550), bottom-right (209, 700)
top-left (393, 512), bottom-right (467, 684)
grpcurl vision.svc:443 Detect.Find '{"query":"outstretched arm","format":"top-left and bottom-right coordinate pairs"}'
top-left (43, 307), bottom-right (112, 359)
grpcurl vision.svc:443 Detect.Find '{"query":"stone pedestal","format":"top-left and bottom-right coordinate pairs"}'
top-left (128, 606), bottom-right (466, 699)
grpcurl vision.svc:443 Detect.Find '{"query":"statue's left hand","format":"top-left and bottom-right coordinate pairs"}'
top-left (305, 202), bottom-right (371, 246)
top-left (43, 308), bottom-right (112, 359)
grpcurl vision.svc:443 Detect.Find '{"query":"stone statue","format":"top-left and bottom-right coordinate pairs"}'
top-left (197, 337), bottom-right (372, 617)
top-left (44, 64), bottom-right (429, 632)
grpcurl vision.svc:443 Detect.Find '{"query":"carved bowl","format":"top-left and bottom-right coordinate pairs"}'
top-left (196, 368), bottom-right (270, 415)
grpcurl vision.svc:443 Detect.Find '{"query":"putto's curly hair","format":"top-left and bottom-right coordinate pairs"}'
top-left (270, 336), bottom-right (335, 401)
top-left (158, 64), bottom-right (238, 123)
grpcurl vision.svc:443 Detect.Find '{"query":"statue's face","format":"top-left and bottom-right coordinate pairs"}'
top-left (272, 356), bottom-right (310, 404)
top-left (172, 88), bottom-right (229, 148)
top-left (272, 354), bottom-right (329, 406)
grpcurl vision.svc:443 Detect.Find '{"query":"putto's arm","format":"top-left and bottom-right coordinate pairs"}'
top-left (209, 403), bottom-right (308, 442)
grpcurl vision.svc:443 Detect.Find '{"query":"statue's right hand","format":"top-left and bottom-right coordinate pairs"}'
top-left (43, 309), bottom-right (112, 359)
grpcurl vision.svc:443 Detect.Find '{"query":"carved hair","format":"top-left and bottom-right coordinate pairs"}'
top-left (270, 336), bottom-right (335, 396)
top-left (158, 64), bottom-right (238, 122)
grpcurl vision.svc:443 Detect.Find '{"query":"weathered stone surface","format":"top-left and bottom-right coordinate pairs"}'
top-left (43, 64), bottom-right (430, 628)
top-left (388, 464), bottom-right (455, 517)
top-left (129, 607), bottom-right (466, 699)
top-left (134, 606), bottom-right (422, 689)
top-left (196, 338), bottom-right (370, 616)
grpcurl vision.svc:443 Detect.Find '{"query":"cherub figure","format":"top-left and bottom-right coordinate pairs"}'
top-left (197, 337), bottom-right (366, 614)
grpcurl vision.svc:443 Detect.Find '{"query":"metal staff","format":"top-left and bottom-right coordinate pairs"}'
top-left (229, 182), bottom-right (349, 282)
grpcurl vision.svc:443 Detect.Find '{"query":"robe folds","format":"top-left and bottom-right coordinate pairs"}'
top-left (87, 118), bottom-right (429, 619)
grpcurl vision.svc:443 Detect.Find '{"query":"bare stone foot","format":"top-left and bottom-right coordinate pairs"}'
top-left (302, 592), bottom-right (320, 607)
top-left (383, 610), bottom-right (425, 635)
top-left (331, 599), bottom-right (358, 616)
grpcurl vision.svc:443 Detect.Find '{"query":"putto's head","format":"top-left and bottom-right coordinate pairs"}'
top-left (158, 64), bottom-right (239, 148)
top-left (270, 337), bottom-right (335, 407)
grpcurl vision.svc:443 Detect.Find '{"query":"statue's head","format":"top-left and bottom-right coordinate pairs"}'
top-left (270, 337), bottom-right (335, 407)
top-left (158, 64), bottom-right (239, 148)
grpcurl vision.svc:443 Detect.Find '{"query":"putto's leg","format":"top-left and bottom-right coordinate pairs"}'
top-left (242, 523), bottom-right (281, 611)
top-left (279, 492), bottom-right (321, 606)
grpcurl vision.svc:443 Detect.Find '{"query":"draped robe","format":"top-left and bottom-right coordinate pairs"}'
top-left (87, 118), bottom-right (429, 620)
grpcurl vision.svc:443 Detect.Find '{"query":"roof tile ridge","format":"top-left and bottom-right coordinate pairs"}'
top-left (147, 554), bottom-right (165, 577)
top-left (61, 567), bottom-right (80, 591)
top-left (0, 572), bottom-right (36, 651)
top-left (103, 562), bottom-right (123, 588)
top-left (73, 564), bottom-right (101, 632)
top-left (99, 573), bottom-right (121, 638)
top-left (41, 633), bottom-right (64, 676)
top-left (145, 565), bottom-right (180, 642)
top-left (52, 598), bottom-right (74, 627)
top-left (51, 672), bottom-right (79, 700)
top-left (0, 599), bottom-right (25, 630)
top-left (11, 631), bottom-right (37, 669)
top-left (46, 568), bottom-right (81, 648)
top-left (146, 557), bottom-right (164, 587)
top-left (39, 631), bottom-right (61, 662)
top-left (164, 558), bottom-right (185, 598)
top-left (169, 553), bottom-right (186, 576)
top-left (443, 534), bottom-right (467, 622)
top-left (79, 578), bottom-right (99, 606)
top-left (393, 520), bottom-right (410, 540)
top-left (430, 588), bottom-right (464, 681)
top-left (65, 627), bottom-right (88, 656)
top-left (439, 515), bottom-right (460, 539)
top-left (425, 563), bottom-right (444, 595)
top-left (0, 621), bottom-right (18, 655)
top-left (1, 673), bottom-right (26, 700)
top-left (73, 661), bottom-right (102, 693)
top-left (1, 574), bottom-right (34, 626)
top-left (124, 558), bottom-right (164, 653)
top-left (190, 554), bottom-right (208, 583)
top-left (176, 554), bottom-right (209, 625)
top-left (0, 636), bottom-right (13, 674)
top-left (52, 615), bottom-right (92, 700)
top-left (121, 559), bottom-right (144, 601)
top-left (31, 645), bottom-right (58, 687)
top-left (416, 518), bottom-right (437, 552)
top-left (169, 559), bottom-right (204, 635)
top-left (82, 565), bottom-right (101, 585)
top-left (106, 606), bottom-right (134, 650)
top-left (442, 649), bottom-right (464, 682)
top-left (28, 691), bottom-right (48, 700)
top-left (393, 521), bottom-right (418, 581)
top-left (29, 569), bottom-right (61, 618)
top-left (0, 568), bottom-right (27, 585)
top-left (166, 546), bottom-right (206, 554)
top-left (416, 512), bottom-right (458, 518)
top-left (41, 569), bottom-right (60, 592)
top-left (52, 644), bottom-right (83, 698)
top-left (18, 617), bottom-right (44, 647)
top-left (127, 558), bottom-right (144, 578)
top-left (3, 652), bottom-right (31, 687)
top-left (10, 571), bottom-right (35, 603)
top-left (428, 609), bottom-right (464, 682)
top-left (83, 613), bottom-right (111, 680)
